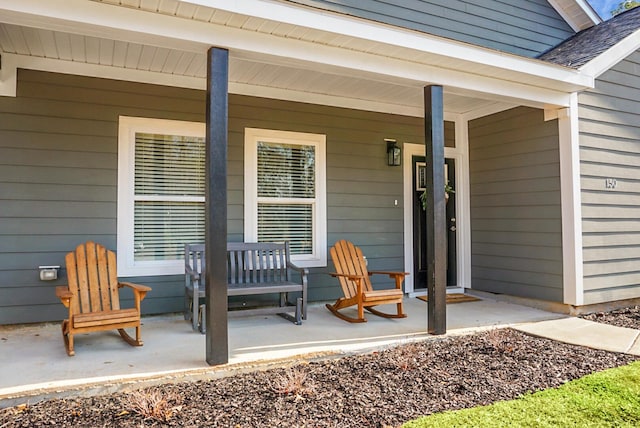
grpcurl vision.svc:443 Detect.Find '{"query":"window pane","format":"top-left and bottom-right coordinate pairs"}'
top-left (258, 204), bottom-right (313, 254)
top-left (135, 133), bottom-right (205, 196)
top-left (257, 142), bottom-right (315, 198)
top-left (134, 201), bottom-right (204, 261)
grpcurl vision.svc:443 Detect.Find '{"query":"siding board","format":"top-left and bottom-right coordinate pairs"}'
top-left (0, 69), bottom-right (444, 324)
top-left (469, 106), bottom-right (563, 301)
top-left (283, 0), bottom-right (574, 57)
top-left (578, 49), bottom-right (640, 304)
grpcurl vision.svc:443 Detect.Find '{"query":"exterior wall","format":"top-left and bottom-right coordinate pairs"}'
top-left (282, 0), bottom-right (574, 57)
top-left (468, 107), bottom-right (563, 302)
top-left (0, 69), bottom-right (425, 325)
top-left (578, 50), bottom-right (640, 305)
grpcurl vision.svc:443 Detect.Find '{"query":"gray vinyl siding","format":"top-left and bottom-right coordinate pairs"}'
top-left (468, 107), bottom-right (563, 302)
top-left (578, 50), bottom-right (640, 305)
top-left (0, 69), bottom-right (432, 325)
top-left (282, 0), bottom-right (574, 57)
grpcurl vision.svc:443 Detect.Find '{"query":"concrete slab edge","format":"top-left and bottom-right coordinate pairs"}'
top-left (0, 326), bottom-right (507, 409)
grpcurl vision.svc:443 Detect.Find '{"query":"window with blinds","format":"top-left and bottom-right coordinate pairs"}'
top-left (245, 128), bottom-right (327, 267)
top-left (134, 132), bottom-right (205, 261)
top-left (118, 117), bottom-right (206, 276)
top-left (257, 142), bottom-right (315, 254)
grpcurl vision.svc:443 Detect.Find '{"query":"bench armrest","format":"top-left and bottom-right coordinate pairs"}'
top-left (185, 264), bottom-right (200, 281)
top-left (287, 261), bottom-right (308, 276)
top-left (287, 261), bottom-right (309, 286)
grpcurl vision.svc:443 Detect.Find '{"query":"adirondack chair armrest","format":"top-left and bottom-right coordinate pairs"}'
top-left (119, 282), bottom-right (151, 300)
top-left (55, 285), bottom-right (73, 308)
top-left (368, 271), bottom-right (408, 290)
top-left (368, 270), bottom-right (408, 278)
top-left (330, 272), bottom-right (365, 281)
top-left (329, 272), bottom-right (365, 295)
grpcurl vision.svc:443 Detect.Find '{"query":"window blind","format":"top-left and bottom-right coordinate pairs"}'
top-left (256, 141), bottom-right (316, 254)
top-left (133, 132), bottom-right (205, 261)
top-left (135, 133), bottom-right (205, 196)
top-left (257, 142), bottom-right (315, 198)
top-left (258, 204), bottom-right (313, 254)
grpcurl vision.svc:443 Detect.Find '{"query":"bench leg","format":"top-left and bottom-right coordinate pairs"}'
top-left (192, 295), bottom-right (199, 332)
top-left (295, 297), bottom-right (302, 325)
top-left (198, 304), bottom-right (206, 334)
top-left (184, 290), bottom-right (191, 321)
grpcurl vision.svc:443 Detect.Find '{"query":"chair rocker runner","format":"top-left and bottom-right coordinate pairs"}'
top-left (55, 241), bottom-right (151, 356)
top-left (326, 240), bottom-right (407, 323)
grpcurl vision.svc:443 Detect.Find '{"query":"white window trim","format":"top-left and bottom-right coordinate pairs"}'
top-left (244, 128), bottom-right (327, 267)
top-left (117, 116), bottom-right (206, 277)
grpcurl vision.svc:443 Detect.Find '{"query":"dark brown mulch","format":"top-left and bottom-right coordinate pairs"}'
top-left (2, 321), bottom-right (638, 428)
top-left (581, 305), bottom-right (640, 330)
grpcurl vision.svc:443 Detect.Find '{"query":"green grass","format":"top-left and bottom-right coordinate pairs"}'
top-left (403, 361), bottom-right (640, 428)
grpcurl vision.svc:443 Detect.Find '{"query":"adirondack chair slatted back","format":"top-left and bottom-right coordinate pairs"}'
top-left (227, 242), bottom-right (290, 284)
top-left (185, 244), bottom-right (206, 283)
top-left (65, 241), bottom-right (120, 315)
top-left (330, 240), bottom-right (374, 298)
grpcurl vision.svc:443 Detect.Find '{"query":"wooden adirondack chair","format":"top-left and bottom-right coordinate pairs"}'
top-left (326, 240), bottom-right (407, 323)
top-left (55, 241), bottom-right (151, 356)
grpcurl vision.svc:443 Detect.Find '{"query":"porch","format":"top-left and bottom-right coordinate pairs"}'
top-left (0, 295), bottom-right (563, 407)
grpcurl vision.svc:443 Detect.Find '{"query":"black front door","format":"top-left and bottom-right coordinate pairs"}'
top-left (412, 155), bottom-right (457, 290)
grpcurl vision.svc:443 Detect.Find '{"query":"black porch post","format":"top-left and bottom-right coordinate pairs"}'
top-left (424, 85), bottom-right (446, 335)
top-left (205, 47), bottom-right (229, 365)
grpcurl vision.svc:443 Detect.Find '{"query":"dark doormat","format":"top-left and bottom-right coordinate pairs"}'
top-left (416, 293), bottom-right (481, 304)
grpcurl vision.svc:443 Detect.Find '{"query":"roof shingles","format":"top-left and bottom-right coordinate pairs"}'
top-left (538, 7), bottom-right (640, 68)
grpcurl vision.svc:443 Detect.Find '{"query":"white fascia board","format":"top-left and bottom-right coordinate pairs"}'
top-left (547, 0), bottom-right (600, 31)
top-left (572, 0), bottom-right (602, 25)
top-left (184, 0), bottom-right (591, 86)
top-left (580, 29), bottom-right (640, 78)
top-left (0, 0), bottom-right (592, 95)
top-left (0, 8), bottom-right (580, 108)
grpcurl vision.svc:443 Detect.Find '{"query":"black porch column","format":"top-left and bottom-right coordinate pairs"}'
top-left (205, 47), bottom-right (229, 365)
top-left (424, 85), bottom-right (446, 335)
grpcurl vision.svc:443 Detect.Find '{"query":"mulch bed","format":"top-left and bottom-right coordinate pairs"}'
top-left (2, 308), bottom-right (640, 427)
top-left (580, 305), bottom-right (640, 330)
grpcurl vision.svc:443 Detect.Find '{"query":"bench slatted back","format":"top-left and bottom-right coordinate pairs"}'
top-left (185, 242), bottom-right (292, 285)
top-left (185, 244), bottom-right (206, 284)
top-left (66, 241), bottom-right (120, 315)
top-left (227, 242), bottom-right (290, 284)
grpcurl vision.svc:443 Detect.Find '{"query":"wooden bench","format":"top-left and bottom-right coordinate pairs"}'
top-left (185, 242), bottom-right (308, 333)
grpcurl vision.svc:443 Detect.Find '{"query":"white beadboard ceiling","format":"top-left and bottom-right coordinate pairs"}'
top-left (0, 0), bottom-right (590, 116)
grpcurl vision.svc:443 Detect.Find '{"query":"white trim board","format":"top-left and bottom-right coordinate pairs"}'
top-left (558, 94), bottom-right (584, 306)
top-left (580, 29), bottom-right (640, 78)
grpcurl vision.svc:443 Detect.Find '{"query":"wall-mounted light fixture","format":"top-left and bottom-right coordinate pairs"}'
top-left (39, 265), bottom-right (60, 281)
top-left (386, 139), bottom-right (401, 166)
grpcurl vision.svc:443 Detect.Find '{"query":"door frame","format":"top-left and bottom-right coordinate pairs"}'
top-left (402, 140), bottom-right (471, 295)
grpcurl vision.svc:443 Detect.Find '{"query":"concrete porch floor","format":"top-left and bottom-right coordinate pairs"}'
top-left (0, 295), bottom-right (564, 406)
